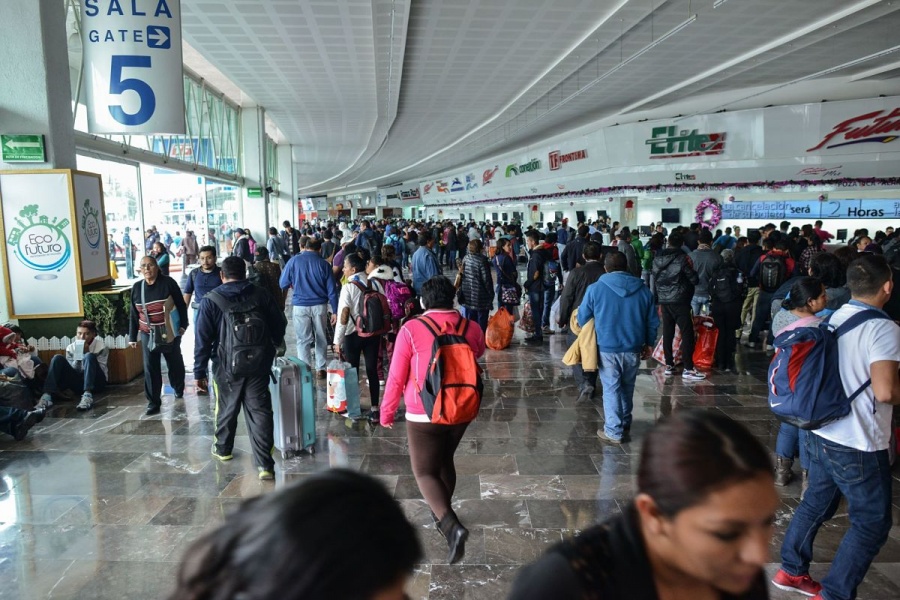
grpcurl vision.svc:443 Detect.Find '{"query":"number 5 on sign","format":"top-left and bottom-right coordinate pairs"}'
top-left (108, 56), bottom-right (156, 126)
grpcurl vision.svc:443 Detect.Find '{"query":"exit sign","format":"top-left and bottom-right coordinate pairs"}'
top-left (1, 134), bottom-right (46, 162)
top-left (247, 187), bottom-right (263, 198)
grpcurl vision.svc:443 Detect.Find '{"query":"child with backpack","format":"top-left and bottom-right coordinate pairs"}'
top-left (379, 276), bottom-right (485, 566)
top-left (768, 277), bottom-right (828, 493)
top-left (333, 254), bottom-right (391, 422)
top-left (708, 249), bottom-right (745, 372)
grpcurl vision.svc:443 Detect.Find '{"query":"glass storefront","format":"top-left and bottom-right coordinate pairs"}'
top-left (206, 180), bottom-right (242, 258)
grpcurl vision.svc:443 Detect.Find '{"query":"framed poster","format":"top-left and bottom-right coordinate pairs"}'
top-left (72, 171), bottom-right (111, 284)
top-left (0, 170), bottom-right (84, 318)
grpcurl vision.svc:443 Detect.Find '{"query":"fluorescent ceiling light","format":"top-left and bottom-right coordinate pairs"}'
top-left (713, 0), bottom-right (731, 8)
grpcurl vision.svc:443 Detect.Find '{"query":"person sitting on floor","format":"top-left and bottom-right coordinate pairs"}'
top-left (0, 405), bottom-right (43, 441)
top-left (36, 320), bottom-right (109, 411)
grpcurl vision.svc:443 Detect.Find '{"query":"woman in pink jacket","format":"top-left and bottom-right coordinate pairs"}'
top-left (380, 275), bottom-right (485, 564)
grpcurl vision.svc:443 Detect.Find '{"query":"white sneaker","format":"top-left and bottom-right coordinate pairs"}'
top-left (664, 365), bottom-right (676, 377)
top-left (76, 393), bottom-right (93, 411)
top-left (682, 369), bottom-right (706, 381)
top-left (35, 395), bottom-right (53, 410)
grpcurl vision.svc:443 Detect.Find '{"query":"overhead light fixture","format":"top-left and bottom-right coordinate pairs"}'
top-left (713, 0), bottom-right (731, 8)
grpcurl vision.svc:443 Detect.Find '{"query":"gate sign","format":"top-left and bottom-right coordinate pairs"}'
top-left (81, 0), bottom-right (186, 134)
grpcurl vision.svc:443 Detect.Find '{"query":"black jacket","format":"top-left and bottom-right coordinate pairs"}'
top-left (561, 236), bottom-right (587, 272)
top-left (734, 244), bottom-right (764, 287)
top-left (558, 261), bottom-right (605, 326)
top-left (129, 275), bottom-right (189, 342)
top-left (460, 252), bottom-right (494, 310)
top-left (193, 280), bottom-right (287, 380)
top-left (524, 247), bottom-right (548, 293)
top-left (651, 248), bottom-right (698, 305)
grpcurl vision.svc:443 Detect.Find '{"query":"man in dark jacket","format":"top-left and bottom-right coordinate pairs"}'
top-left (459, 240), bottom-right (495, 331)
top-left (558, 241), bottom-right (605, 398)
top-left (281, 221), bottom-right (300, 256)
top-left (688, 229), bottom-right (723, 316)
top-left (195, 257), bottom-right (287, 481)
top-left (562, 226), bottom-right (589, 273)
top-left (523, 230), bottom-right (548, 345)
top-left (734, 230), bottom-right (764, 339)
top-left (651, 231), bottom-right (705, 380)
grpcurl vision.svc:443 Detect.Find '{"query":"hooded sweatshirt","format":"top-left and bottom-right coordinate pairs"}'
top-left (577, 271), bottom-right (659, 353)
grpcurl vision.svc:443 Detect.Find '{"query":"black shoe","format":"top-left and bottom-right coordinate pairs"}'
top-left (522, 337), bottom-right (543, 345)
top-left (174, 391), bottom-right (184, 399)
top-left (145, 405), bottom-right (161, 416)
top-left (438, 511), bottom-right (469, 565)
top-left (14, 410), bottom-right (40, 441)
top-left (367, 409), bottom-right (380, 424)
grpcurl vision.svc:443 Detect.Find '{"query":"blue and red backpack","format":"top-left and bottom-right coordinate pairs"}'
top-left (767, 309), bottom-right (891, 430)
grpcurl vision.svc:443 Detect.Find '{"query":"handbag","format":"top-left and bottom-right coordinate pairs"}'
top-left (142, 281), bottom-right (173, 353)
top-left (455, 261), bottom-right (466, 305)
top-left (500, 283), bottom-right (520, 305)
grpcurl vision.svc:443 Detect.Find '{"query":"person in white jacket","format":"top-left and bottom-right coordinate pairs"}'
top-left (37, 320), bottom-right (109, 411)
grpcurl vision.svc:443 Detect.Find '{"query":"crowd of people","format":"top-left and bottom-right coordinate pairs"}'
top-left (5, 211), bottom-right (900, 600)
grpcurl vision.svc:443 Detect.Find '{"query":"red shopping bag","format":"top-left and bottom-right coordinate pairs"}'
top-left (518, 302), bottom-right (535, 334)
top-left (652, 325), bottom-right (683, 366)
top-left (692, 316), bottom-right (719, 370)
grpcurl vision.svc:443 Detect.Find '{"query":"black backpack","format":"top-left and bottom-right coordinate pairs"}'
top-left (710, 264), bottom-right (742, 303)
top-left (206, 287), bottom-right (272, 379)
top-left (759, 254), bottom-right (787, 293)
top-left (351, 281), bottom-right (392, 337)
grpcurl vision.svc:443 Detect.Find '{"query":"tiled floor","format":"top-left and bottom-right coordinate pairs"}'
top-left (2, 320), bottom-right (900, 599)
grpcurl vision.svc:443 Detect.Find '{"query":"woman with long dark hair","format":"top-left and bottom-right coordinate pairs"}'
top-left (510, 410), bottom-right (777, 600)
top-left (492, 237), bottom-right (520, 316)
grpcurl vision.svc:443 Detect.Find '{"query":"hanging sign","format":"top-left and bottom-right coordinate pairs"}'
top-left (73, 172), bottom-right (112, 284)
top-left (81, 0), bottom-right (186, 134)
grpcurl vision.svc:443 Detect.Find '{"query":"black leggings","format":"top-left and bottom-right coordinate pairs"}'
top-left (406, 420), bottom-right (469, 519)
top-left (342, 333), bottom-right (381, 407)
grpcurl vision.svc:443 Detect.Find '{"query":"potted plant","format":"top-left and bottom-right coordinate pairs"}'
top-left (82, 288), bottom-right (143, 383)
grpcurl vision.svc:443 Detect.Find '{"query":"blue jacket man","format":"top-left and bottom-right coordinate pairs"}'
top-left (280, 239), bottom-right (338, 375)
top-left (412, 231), bottom-right (441, 294)
top-left (578, 252), bottom-right (659, 443)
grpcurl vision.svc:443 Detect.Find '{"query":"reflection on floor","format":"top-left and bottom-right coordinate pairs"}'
top-left (2, 324), bottom-right (900, 599)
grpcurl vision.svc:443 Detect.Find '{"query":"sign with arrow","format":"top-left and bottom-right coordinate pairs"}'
top-left (81, 0), bottom-right (185, 134)
top-left (1, 135), bottom-right (46, 162)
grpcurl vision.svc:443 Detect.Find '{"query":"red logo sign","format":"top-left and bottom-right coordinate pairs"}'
top-left (549, 149), bottom-right (587, 170)
top-left (423, 183), bottom-right (434, 195)
top-left (483, 166), bottom-right (499, 186)
top-left (807, 108), bottom-right (900, 152)
top-left (436, 180), bottom-right (449, 193)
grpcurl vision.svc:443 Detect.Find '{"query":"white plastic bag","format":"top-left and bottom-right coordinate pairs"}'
top-left (549, 297), bottom-right (563, 333)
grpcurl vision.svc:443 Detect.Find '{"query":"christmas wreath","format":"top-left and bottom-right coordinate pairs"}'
top-left (695, 197), bottom-right (722, 229)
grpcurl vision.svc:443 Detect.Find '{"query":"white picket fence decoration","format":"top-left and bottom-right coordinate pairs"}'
top-left (27, 335), bottom-right (131, 351)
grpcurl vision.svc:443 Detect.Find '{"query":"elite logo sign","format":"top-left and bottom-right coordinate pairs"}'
top-left (646, 126), bottom-right (726, 159)
top-left (807, 108), bottom-right (900, 152)
top-left (6, 205), bottom-right (72, 278)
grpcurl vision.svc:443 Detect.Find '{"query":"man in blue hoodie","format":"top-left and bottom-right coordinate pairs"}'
top-left (577, 252), bottom-right (659, 444)
top-left (280, 238), bottom-right (339, 378)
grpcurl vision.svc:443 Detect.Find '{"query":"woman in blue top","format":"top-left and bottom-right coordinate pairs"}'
top-left (492, 238), bottom-right (520, 315)
top-left (151, 241), bottom-right (171, 277)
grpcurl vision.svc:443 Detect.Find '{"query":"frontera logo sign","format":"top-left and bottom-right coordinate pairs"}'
top-left (646, 126), bottom-right (726, 159)
top-left (80, 198), bottom-right (101, 249)
top-left (549, 149), bottom-right (587, 171)
top-left (807, 108), bottom-right (900, 152)
top-left (483, 166), bottom-right (499, 185)
top-left (6, 204), bottom-right (72, 279)
top-left (505, 159), bottom-right (541, 177)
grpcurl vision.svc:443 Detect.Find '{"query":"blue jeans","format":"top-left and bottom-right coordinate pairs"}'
top-left (527, 290), bottom-right (544, 340)
top-left (781, 434), bottom-right (892, 600)
top-left (0, 405), bottom-right (32, 438)
top-left (691, 294), bottom-right (710, 316)
top-left (775, 422), bottom-right (809, 469)
top-left (44, 353), bottom-right (106, 395)
top-left (292, 304), bottom-right (329, 370)
top-left (461, 307), bottom-right (489, 332)
top-left (597, 351), bottom-right (640, 440)
top-left (542, 287), bottom-right (556, 328)
top-left (446, 249), bottom-right (457, 268)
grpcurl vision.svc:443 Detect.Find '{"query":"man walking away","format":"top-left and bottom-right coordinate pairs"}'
top-left (689, 229), bottom-right (723, 316)
top-left (558, 241), bottom-right (605, 400)
top-left (523, 230), bottom-right (548, 345)
top-left (734, 230), bottom-right (764, 341)
top-left (412, 231), bottom-right (441, 295)
top-left (195, 257), bottom-right (287, 481)
top-left (652, 231), bottom-right (705, 380)
top-left (577, 252), bottom-right (658, 444)
top-left (280, 238), bottom-right (338, 378)
top-left (774, 254), bottom-right (900, 600)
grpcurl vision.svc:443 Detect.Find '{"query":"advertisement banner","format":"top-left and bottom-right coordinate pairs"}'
top-left (73, 172), bottom-right (111, 283)
top-left (0, 171), bottom-right (83, 318)
top-left (81, 0), bottom-right (186, 134)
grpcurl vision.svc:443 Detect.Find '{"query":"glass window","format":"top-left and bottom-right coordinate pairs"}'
top-left (206, 181), bottom-right (242, 258)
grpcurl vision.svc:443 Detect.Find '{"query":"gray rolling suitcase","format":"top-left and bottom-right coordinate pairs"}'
top-left (270, 356), bottom-right (317, 458)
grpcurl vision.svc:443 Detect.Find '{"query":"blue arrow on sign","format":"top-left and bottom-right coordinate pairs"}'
top-left (147, 26), bottom-right (171, 49)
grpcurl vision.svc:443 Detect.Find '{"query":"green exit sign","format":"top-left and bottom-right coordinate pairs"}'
top-left (1, 134), bottom-right (46, 162)
top-left (247, 187), bottom-right (263, 198)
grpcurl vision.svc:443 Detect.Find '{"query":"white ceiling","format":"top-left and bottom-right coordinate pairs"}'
top-left (178, 0), bottom-right (900, 194)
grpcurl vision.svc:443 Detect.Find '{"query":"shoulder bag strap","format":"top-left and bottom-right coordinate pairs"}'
top-left (140, 281), bottom-right (151, 330)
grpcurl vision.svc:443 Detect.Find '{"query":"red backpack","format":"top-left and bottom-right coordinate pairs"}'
top-left (418, 315), bottom-right (483, 425)
top-left (351, 281), bottom-right (392, 337)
